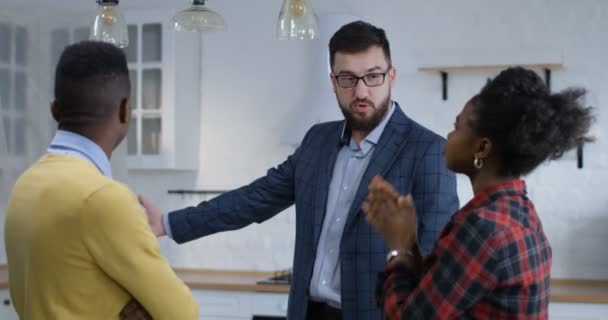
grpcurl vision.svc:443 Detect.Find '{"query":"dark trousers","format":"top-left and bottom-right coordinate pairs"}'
top-left (307, 300), bottom-right (342, 320)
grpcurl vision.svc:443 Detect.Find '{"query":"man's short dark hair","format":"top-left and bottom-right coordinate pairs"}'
top-left (53, 41), bottom-right (130, 129)
top-left (328, 21), bottom-right (391, 70)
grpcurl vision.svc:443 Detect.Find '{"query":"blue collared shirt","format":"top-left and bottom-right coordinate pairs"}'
top-left (309, 102), bottom-right (395, 308)
top-left (47, 130), bottom-right (112, 178)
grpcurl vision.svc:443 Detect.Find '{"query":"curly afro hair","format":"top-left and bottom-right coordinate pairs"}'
top-left (469, 67), bottom-right (594, 177)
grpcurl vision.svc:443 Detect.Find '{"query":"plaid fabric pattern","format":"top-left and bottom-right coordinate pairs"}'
top-left (377, 179), bottom-right (552, 320)
top-left (169, 103), bottom-right (459, 320)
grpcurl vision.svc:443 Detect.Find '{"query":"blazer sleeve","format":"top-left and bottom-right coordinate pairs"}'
top-left (411, 138), bottom-right (459, 255)
top-left (81, 183), bottom-right (199, 320)
top-left (167, 125), bottom-right (316, 244)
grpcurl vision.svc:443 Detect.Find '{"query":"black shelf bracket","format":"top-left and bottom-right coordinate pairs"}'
top-left (441, 71), bottom-right (448, 100)
top-left (421, 63), bottom-right (562, 101)
top-left (576, 142), bottom-right (584, 169)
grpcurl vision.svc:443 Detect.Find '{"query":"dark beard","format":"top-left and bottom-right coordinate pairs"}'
top-left (339, 95), bottom-right (391, 132)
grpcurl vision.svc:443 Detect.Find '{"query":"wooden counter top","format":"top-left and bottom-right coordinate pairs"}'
top-left (0, 265), bottom-right (288, 293)
top-left (173, 268), bottom-right (289, 293)
top-left (1, 265), bottom-right (607, 303)
top-left (550, 279), bottom-right (608, 304)
top-left (0, 266), bottom-right (6, 290)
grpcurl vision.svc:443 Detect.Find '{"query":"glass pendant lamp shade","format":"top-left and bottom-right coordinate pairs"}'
top-left (90, 0), bottom-right (129, 48)
top-left (171, 0), bottom-right (226, 32)
top-left (276, 0), bottom-right (319, 40)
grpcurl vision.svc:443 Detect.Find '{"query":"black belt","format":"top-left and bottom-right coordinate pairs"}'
top-left (307, 300), bottom-right (342, 320)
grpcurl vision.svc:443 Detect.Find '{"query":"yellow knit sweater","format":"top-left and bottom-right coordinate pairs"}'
top-left (5, 154), bottom-right (198, 319)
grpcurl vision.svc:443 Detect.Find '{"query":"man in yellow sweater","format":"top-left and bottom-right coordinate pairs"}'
top-left (4, 41), bottom-right (198, 319)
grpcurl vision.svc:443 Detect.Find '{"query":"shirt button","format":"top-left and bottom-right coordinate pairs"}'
top-left (336, 218), bottom-right (341, 222)
top-left (322, 280), bottom-right (327, 285)
top-left (343, 186), bottom-right (348, 191)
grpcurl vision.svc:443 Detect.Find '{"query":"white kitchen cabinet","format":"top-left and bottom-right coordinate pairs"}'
top-left (549, 302), bottom-right (608, 319)
top-left (1, 287), bottom-right (607, 319)
top-left (47, 10), bottom-right (202, 171)
top-left (250, 292), bottom-right (289, 317)
top-left (121, 10), bottom-right (203, 171)
top-left (0, 289), bottom-right (18, 320)
top-left (0, 288), bottom-right (289, 320)
top-left (191, 290), bottom-right (608, 320)
top-left (193, 289), bottom-right (288, 320)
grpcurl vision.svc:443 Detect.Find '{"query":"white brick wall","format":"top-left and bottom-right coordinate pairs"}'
top-left (130, 0), bottom-right (608, 278)
top-left (0, 0), bottom-right (605, 279)
top-left (138, 0), bottom-right (608, 278)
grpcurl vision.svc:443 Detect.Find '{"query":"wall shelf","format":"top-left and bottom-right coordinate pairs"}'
top-left (417, 62), bottom-right (593, 170)
top-left (417, 63), bottom-right (564, 100)
top-left (417, 63), bottom-right (563, 73)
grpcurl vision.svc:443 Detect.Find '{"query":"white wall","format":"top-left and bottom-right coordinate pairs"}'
top-left (128, 0), bottom-right (608, 279)
top-left (0, 0), bottom-right (606, 280)
top-left (126, 0), bottom-right (315, 270)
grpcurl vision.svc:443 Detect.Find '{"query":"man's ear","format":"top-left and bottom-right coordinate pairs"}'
top-left (388, 67), bottom-right (397, 88)
top-left (330, 73), bottom-right (337, 93)
top-left (50, 100), bottom-right (59, 123)
top-left (118, 97), bottom-right (130, 124)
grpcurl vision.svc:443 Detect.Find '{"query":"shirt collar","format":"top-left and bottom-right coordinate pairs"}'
top-left (47, 130), bottom-right (113, 178)
top-left (340, 101), bottom-right (396, 153)
top-left (460, 179), bottom-right (527, 212)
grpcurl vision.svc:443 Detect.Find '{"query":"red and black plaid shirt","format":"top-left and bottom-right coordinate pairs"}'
top-left (377, 179), bottom-right (552, 319)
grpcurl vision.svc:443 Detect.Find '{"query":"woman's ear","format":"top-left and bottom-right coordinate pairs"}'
top-left (474, 137), bottom-right (493, 160)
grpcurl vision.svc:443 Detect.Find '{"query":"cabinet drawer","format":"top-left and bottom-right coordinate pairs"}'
top-left (549, 302), bottom-right (608, 320)
top-left (251, 292), bottom-right (288, 317)
top-left (193, 290), bottom-right (251, 318)
top-left (0, 289), bottom-right (18, 320)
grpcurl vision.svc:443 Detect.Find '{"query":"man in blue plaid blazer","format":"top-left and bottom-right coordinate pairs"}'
top-left (140, 21), bottom-right (458, 320)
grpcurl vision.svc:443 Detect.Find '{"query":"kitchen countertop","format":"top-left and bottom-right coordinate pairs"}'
top-left (172, 268), bottom-right (290, 293)
top-left (550, 279), bottom-right (608, 304)
top-left (1, 265), bottom-right (607, 303)
top-left (0, 265), bottom-right (288, 293)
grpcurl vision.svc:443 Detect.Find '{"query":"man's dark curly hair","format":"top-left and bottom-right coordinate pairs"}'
top-left (469, 67), bottom-right (594, 177)
top-left (329, 20), bottom-right (391, 70)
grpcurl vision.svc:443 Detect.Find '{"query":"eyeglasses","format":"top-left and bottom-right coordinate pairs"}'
top-left (333, 68), bottom-right (391, 88)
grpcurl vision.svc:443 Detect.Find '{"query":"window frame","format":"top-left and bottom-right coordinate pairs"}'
top-left (124, 18), bottom-right (173, 169)
top-left (0, 20), bottom-right (30, 170)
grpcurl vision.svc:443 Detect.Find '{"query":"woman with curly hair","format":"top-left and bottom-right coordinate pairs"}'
top-left (363, 67), bottom-right (594, 319)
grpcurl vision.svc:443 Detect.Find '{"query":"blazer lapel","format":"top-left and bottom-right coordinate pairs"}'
top-left (312, 122), bottom-right (344, 244)
top-left (344, 103), bottom-right (413, 229)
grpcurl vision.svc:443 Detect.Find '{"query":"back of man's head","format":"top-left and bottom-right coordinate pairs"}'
top-left (53, 41), bottom-right (130, 131)
top-left (329, 20), bottom-right (391, 70)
